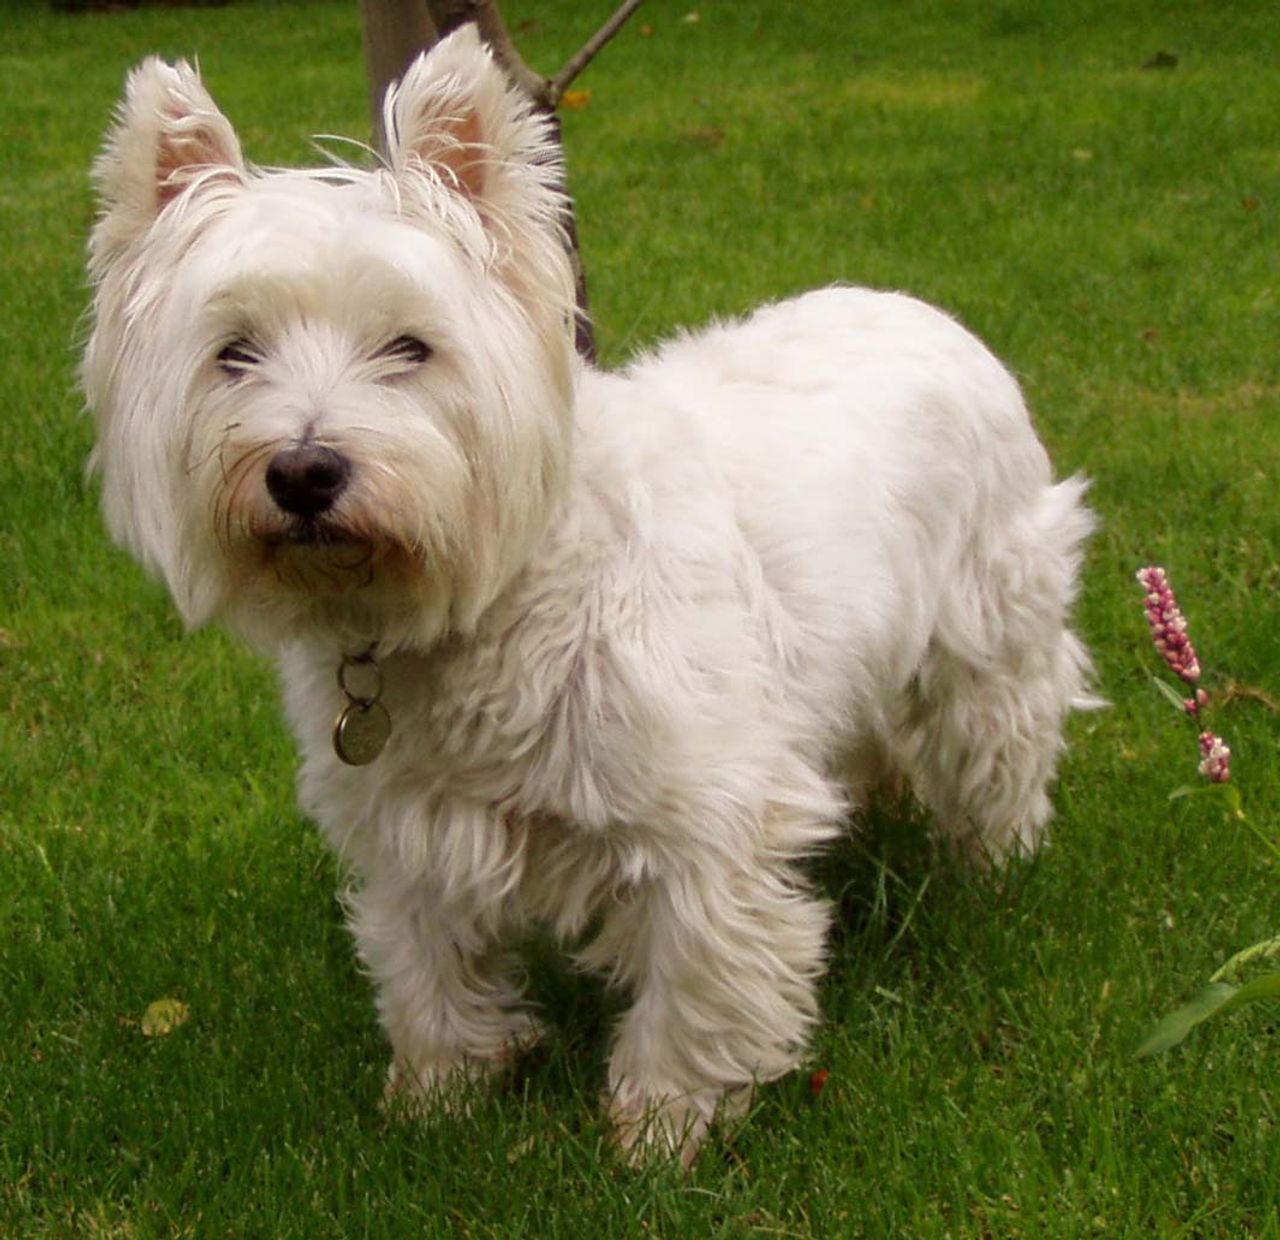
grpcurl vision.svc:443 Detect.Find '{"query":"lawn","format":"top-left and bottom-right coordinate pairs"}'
top-left (3, 0), bottom-right (1279, 1234)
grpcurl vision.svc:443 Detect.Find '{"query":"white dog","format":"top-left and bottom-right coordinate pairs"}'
top-left (84, 27), bottom-right (1093, 1163)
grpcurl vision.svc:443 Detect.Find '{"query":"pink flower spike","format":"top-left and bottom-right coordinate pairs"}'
top-left (1135, 566), bottom-right (1201, 685)
top-left (1197, 731), bottom-right (1231, 784)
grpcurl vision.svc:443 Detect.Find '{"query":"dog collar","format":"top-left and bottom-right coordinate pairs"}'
top-left (333, 644), bottom-right (391, 765)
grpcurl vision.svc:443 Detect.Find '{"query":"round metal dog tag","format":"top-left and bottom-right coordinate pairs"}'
top-left (333, 700), bottom-right (392, 766)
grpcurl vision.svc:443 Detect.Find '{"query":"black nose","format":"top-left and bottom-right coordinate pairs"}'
top-left (264, 443), bottom-right (350, 519)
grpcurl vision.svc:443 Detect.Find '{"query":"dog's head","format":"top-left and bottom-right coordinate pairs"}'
top-left (84, 27), bottom-right (578, 652)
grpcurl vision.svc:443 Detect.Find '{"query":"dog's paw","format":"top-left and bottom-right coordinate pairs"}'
top-left (383, 1013), bottom-right (546, 1120)
top-left (605, 1078), bottom-right (753, 1171)
top-left (382, 1053), bottom-right (490, 1120)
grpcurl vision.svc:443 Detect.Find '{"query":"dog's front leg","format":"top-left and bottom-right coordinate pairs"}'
top-left (593, 856), bottom-right (830, 1166)
top-left (346, 870), bottom-right (538, 1114)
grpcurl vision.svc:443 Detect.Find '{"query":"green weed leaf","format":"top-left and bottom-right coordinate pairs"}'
top-left (1217, 971), bottom-right (1280, 1016)
top-left (1135, 982), bottom-right (1238, 1058)
top-left (1212, 936), bottom-right (1280, 984)
top-left (1167, 782), bottom-right (1244, 817)
top-left (1136, 973), bottom-right (1280, 1058)
top-left (1151, 675), bottom-right (1191, 712)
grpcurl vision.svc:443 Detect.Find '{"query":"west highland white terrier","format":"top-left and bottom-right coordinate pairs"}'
top-left (84, 27), bottom-right (1094, 1163)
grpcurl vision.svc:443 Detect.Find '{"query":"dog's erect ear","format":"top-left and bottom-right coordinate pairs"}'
top-left (382, 25), bottom-right (564, 233)
top-left (91, 58), bottom-right (245, 265)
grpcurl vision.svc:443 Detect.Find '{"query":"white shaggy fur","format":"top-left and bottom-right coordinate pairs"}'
top-left (84, 27), bottom-right (1094, 1163)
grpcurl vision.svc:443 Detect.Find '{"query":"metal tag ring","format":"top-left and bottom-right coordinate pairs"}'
top-left (338, 651), bottom-right (382, 704)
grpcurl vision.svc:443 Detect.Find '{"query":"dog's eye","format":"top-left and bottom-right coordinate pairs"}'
top-left (377, 335), bottom-right (432, 367)
top-left (217, 339), bottom-right (260, 374)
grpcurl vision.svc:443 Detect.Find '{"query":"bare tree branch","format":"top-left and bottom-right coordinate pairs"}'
top-left (425, 0), bottom-right (550, 104)
top-left (424, 0), bottom-right (646, 108)
top-left (547, 0), bottom-right (645, 106)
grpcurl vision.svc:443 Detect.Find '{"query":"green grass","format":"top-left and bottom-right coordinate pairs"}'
top-left (3, 0), bottom-right (1279, 1233)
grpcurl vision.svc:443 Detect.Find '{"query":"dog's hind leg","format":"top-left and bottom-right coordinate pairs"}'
top-left (891, 477), bottom-right (1095, 863)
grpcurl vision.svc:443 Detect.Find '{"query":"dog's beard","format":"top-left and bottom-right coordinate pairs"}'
top-left (254, 520), bottom-right (380, 593)
top-left (221, 505), bottom-right (422, 603)
top-left (212, 511), bottom-right (446, 653)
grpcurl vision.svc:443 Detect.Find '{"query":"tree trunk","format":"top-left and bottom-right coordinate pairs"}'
top-left (358, 0), bottom-right (438, 150)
